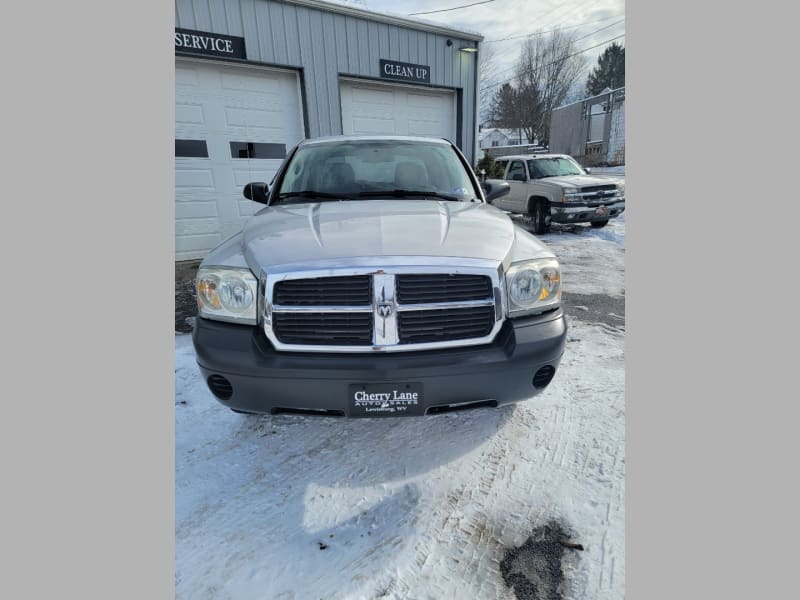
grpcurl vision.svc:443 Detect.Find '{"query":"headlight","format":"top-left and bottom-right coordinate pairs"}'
top-left (562, 187), bottom-right (580, 201)
top-left (505, 258), bottom-right (561, 317)
top-left (615, 182), bottom-right (625, 196)
top-left (197, 266), bottom-right (258, 324)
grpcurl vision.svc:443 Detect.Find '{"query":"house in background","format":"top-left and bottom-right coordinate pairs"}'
top-left (478, 127), bottom-right (534, 149)
top-left (549, 86), bottom-right (625, 166)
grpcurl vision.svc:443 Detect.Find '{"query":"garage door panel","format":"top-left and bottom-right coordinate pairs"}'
top-left (224, 106), bottom-right (285, 129)
top-left (407, 119), bottom-right (447, 137)
top-left (351, 87), bottom-right (394, 105)
top-left (176, 234), bottom-right (224, 260)
top-left (175, 202), bottom-right (219, 219)
top-left (352, 117), bottom-right (398, 135)
top-left (175, 65), bottom-right (201, 87)
top-left (406, 91), bottom-right (448, 109)
top-left (176, 103), bottom-right (206, 126)
top-left (176, 218), bottom-right (226, 237)
top-left (175, 167), bottom-right (215, 189)
top-left (232, 167), bottom-right (278, 187)
top-left (220, 71), bottom-right (294, 93)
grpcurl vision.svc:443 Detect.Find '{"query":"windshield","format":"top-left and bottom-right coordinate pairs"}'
top-left (527, 157), bottom-right (585, 178)
top-left (276, 140), bottom-right (478, 203)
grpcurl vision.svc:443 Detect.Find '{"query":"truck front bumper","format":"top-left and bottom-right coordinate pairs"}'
top-left (192, 309), bottom-right (567, 417)
top-left (551, 200), bottom-right (625, 223)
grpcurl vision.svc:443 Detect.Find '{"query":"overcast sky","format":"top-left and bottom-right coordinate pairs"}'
top-left (353, 0), bottom-right (625, 114)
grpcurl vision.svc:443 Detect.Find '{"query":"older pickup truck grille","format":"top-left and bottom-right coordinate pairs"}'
top-left (274, 275), bottom-right (371, 306)
top-left (267, 270), bottom-right (501, 352)
top-left (398, 305), bottom-right (496, 344)
top-left (396, 274), bottom-right (492, 303)
top-left (272, 312), bottom-right (373, 345)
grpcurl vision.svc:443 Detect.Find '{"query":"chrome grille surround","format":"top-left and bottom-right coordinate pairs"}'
top-left (262, 257), bottom-right (506, 353)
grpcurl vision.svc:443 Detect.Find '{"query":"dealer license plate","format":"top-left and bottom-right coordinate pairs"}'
top-left (349, 383), bottom-right (425, 417)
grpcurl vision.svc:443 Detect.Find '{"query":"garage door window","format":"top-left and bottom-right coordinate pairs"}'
top-left (175, 139), bottom-right (209, 158)
top-left (229, 141), bottom-right (286, 159)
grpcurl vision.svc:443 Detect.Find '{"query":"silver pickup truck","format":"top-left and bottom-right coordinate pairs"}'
top-left (192, 135), bottom-right (566, 418)
top-left (491, 154), bottom-right (625, 233)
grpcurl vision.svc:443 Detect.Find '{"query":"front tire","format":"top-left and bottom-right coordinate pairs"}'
top-left (590, 219), bottom-right (609, 228)
top-left (530, 199), bottom-right (550, 234)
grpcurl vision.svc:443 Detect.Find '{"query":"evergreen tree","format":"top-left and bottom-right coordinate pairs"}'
top-left (586, 43), bottom-right (625, 96)
top-left (476, 151), bottom-right (506, 178)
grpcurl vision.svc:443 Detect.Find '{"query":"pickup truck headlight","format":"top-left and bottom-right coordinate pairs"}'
top-left (615, 183), bottom-right (625, 196)
top-left (562, 187), bottom-right (580, 201)
top-left (196, 266), bottom-right (258, 324)
top-left (505, 258), bottom-right (561, 317)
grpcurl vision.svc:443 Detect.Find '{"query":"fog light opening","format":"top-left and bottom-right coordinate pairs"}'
top-left (533, 366), bottom-right (556, 389)
top-left (207, 375), bottom-right (233, 400)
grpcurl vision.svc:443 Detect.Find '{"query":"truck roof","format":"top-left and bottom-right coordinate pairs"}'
top-left (299, 135), bottom-right (453, 147)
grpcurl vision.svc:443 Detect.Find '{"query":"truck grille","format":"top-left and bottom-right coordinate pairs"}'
top-left (274, 275), bottom-right (371, 306)
top-left (398, 305), bottom-right (496, 344)
top-left (272, 312), bottom-right (373, 345)
top-left (268, 270), bottom-right (500, 352)
top-left (396, 274), bottom-right (492, 303)
top-left (580, 184), bottom-right (617, 193)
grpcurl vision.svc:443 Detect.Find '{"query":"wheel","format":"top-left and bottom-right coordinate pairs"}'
top-left (590, 219), bottom-right (609, 228)
top-left (530, 199), bottom-right (550, 234)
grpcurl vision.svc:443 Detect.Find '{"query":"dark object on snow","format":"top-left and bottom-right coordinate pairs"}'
top-left (501, 521), bottom-right (577, 600)
top-left (558, 538), bottom-right (584, 551)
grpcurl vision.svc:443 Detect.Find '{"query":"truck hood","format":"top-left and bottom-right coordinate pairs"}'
top-left (540, 175), bottom-right (621, 188)
top-left (239, 200), bottom-right (533, 271)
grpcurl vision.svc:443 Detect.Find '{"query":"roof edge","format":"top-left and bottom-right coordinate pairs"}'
top-left (279, 0), bottom-right (484, 42)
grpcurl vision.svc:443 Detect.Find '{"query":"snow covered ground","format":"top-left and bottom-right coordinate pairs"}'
top-left (175, 217), bottom-right (626, 600)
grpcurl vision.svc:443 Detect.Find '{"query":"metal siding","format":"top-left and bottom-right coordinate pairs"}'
top-left (207, 0), bottom-right (228, 31)
top-left (174, 0), bottom-right (479, 162)
top-left (191, 0), bottom-right (213, 30)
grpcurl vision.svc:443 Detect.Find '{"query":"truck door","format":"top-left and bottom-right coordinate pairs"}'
top-left (505, 160), bottom-right (529, 213)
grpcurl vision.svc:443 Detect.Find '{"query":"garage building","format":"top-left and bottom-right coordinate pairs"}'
top-left (175, 0), bottom-right (482, 260)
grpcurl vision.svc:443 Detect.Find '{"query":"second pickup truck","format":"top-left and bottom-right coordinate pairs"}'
top-left (490, 154), bottom-right (625, 234)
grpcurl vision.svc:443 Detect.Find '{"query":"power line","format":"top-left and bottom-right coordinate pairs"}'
top-left (482, 20), bottom-right (624, 86)
top-left (484, 13), bottom-right (624, 43)
top-left (408, 0), bottom-right (497, 16)
top-left (480, 33), bottom-right (625, 93)
top-left (572, 19), bottom-right (625, 43)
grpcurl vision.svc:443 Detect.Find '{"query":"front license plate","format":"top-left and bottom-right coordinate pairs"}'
top-left (595, 206), bottom-right (609, 216)
top-left (349, 383), bottom-right (425, 417)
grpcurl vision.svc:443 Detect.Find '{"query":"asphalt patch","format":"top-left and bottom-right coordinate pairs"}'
top-left (561, 292), bottom-right (625, 328)
top-left (501, 521), bottom-right (581, 600)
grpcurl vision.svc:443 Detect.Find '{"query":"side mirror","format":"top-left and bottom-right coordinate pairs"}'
top-left (481, 180), bottom-right (511, 203)
top-left (584, 167), bottom-right (592, 174)
top-left (243, 182), bottom-right (269, 204)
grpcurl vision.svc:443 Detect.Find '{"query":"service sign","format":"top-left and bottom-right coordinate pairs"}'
top-left (175, 28), bottom-right (246, 60)
top-left (379, 59), bottom-right (431, 84)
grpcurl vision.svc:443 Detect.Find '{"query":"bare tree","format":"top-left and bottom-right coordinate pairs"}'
top-left (478, 43), bottom-right (499, 122)
top-left (488, 30), bottom-right (586, 147)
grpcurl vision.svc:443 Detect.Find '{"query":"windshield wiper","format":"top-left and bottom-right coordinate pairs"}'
top-left (355, 190), bottom-right (466, 202)
top-left (276, 190), bottom-right (354, 201)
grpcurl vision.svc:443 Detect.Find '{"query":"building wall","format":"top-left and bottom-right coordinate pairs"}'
top-left (175, 0), bottom-right (481, 162)
top-left (549, 87), bottom-right (625, 166)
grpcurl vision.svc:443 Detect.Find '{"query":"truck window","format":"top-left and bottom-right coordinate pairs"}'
top-left (506, 161), bottom-right (527, 182)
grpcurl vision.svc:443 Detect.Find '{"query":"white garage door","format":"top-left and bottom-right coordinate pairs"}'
top-left (340, 79), bottom-right (456, 141)
top-left (175, 59), bottom-right (304, 260)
